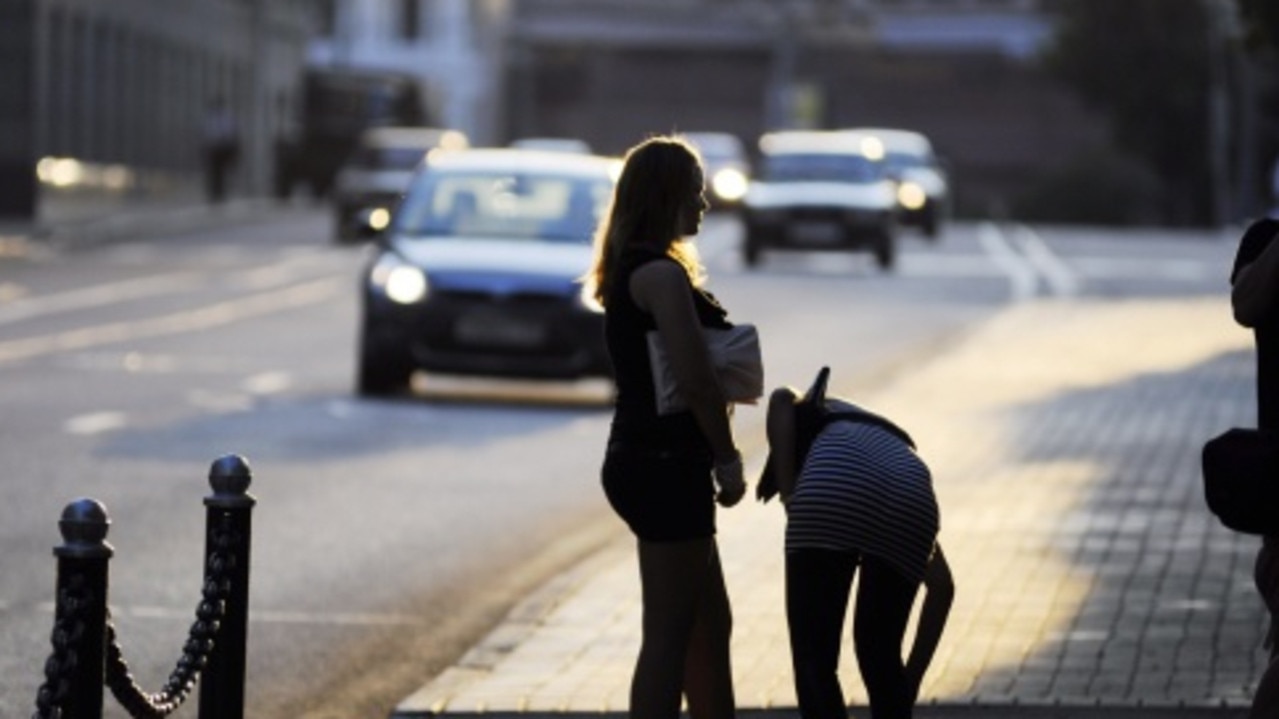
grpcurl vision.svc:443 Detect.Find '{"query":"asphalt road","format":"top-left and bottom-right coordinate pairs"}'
top-left (0, 211), bottom-right (1238, 719)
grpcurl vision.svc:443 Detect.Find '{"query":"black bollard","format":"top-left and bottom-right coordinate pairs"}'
top-left (197, 455), bottom-right (255, 719)
top-left (49, 498), bottom-right (113, 719)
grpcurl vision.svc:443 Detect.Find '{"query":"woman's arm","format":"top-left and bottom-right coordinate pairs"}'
top-left (630, 261), bottom-right (740, 492)
top-left (905, 544), bottom-right (954, 701)
top-left (766, 387), bottom-right (800, 504)
top-left (1233, 232), bottom-right (1279, 328)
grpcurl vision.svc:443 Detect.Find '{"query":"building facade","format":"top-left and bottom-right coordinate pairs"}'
top-left (0, 0), bottom-right (315, 219)
top-left (307, 0), bottom-right (510, 145)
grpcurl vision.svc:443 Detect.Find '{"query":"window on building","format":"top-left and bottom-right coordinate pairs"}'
top-left (400, 0), bottom-right (420, 40)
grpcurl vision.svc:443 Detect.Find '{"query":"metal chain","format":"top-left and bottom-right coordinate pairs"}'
top-left (102, 517), bottom-right (239, 719)
top-left (31, 573), bottom-right (92, 719)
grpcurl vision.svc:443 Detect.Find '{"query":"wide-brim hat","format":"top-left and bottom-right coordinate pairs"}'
top-left (756, 366), bottom-right (829, 503)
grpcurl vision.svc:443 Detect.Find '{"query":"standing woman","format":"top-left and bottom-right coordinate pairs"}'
top-left (763, 373), bottom-right (953, 719)
top-left (586, 135), bottom-right (749, 719)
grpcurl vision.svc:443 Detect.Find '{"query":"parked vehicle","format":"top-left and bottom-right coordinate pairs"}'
top-left (682, 132), bottom-right (751, 211)
top-left (355, 148), bottom-right (619, 395)
top-left (741, 130), bottom-right (899, 270)
top-left (332, 126), bottom-right (469, 243)
top-left (274, 68), bottom-right (429, 200)
top-left (841, 127), bottom-right (951, 239)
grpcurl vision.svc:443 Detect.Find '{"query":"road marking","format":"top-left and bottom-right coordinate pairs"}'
top-left (0, 272), bottom-right (202, 326)
top-left (64, 411), bottom-right (128, 435)
top-left (0, 276), bottom-right (343, 365)
top-left (243, 371), bottom-right (292, 395)
top-left (978, 221), bottom-right (1038, 301)
top-left (1011, 224), bottom-right (1081, 297)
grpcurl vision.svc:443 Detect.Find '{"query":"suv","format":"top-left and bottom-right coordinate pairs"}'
top-left (682, 131), bottom-right (751, 211)
top-left (842, 127), bottom-right (950, 239)
top-left (332, 126), bottom-right (469, 242)
top-left (741, 130), bottom-right (899, 270)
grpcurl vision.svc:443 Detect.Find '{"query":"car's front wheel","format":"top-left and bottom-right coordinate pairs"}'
top-left (356, 339), bottom-right (414, 396)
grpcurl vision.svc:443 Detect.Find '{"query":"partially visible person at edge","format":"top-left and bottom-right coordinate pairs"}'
top-left (765, 385), bottom-right (953, 719)
top-left (1231, 218), bottom-right (1279, 719)
top-left (585, 135), bottom-right (748, 719)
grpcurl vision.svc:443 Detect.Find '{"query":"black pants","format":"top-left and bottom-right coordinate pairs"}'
top-left (786, 549), bottom-right (918, 719)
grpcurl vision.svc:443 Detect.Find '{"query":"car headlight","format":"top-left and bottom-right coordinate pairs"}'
top-left (368, 207), bottom-right (392, 231)
top-left (896, 182), bottom-right (928, 211)
top-left (577, 281), bottom-right (604, 314)
top-left (369, 254), bottom-right (429, 304)
top-left (711, 168), bottom-right (749, 202)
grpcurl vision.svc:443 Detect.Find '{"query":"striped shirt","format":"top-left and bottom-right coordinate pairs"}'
top-left (784, 418), bottom-right (940, 584)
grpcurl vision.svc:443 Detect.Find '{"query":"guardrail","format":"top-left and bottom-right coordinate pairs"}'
top-left (30, 455), bottom-right (255, 719)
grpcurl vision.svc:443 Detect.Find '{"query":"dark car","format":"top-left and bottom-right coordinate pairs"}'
top-left (741, 131), bottom-right (899, 270)
top-left (356, 148), bottom-right (620, 395)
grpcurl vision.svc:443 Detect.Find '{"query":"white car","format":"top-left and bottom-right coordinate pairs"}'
top-left (508, 137), bottom-right (593, 154)
top-left (333, 126), bottom-right (469, 243)
top-left (842, 127), bottom-right (950, 239)
top-left (741, 130), bottom-right (899, 270)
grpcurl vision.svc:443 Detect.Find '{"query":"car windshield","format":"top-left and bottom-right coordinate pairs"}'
top-left (395, 170), bottom-right (612, 243)
top-left (760, 153), bottom-right (882, 183)
top-left (349, 146), bottom-right (429, 171)
top-left (882, 151), bottom-right (931, 173)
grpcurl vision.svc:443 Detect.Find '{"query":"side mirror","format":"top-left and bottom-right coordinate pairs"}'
top-left (355, 206), bottom-right (392, 242)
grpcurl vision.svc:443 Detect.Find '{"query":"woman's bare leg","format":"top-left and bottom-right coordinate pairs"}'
top-left (683, 541), bottom-right (735, 719)
top-left (631, 537), bottom-right (734, 719)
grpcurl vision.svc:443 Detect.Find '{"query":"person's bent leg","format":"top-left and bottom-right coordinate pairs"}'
top-left (683, 540), bottom-right (735, 719)
top-left (853, 557), bottom-right (919, 719)
top-left (632, 537), bottom-right (717, 719)
top-left (787, 549), bottom-right (857, 719)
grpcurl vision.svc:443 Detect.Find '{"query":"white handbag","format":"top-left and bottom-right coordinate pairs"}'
top-left (646, 323), bottom-right (764, 415)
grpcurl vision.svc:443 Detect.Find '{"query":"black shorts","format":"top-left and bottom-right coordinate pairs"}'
top-left (601, 444), bottom-right (715, 542)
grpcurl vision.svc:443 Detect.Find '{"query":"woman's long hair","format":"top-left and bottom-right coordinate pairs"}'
top-left (586, 135), bottom-right (705, 306)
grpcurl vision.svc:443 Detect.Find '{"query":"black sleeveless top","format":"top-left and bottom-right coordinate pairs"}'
top-left (605, 249), bottom-right (732, 453)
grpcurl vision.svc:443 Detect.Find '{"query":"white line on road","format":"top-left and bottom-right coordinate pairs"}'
top-left (0, 272), bottom-right (202, 326)
top-left (0, 277), bottom-right (344, 365)
top-left (978, 221), bottom-right (1038, 301)
top-left (63, 411), bottom-right (129, 435)
top-left (1011, 224), bottom-right (1081, 297)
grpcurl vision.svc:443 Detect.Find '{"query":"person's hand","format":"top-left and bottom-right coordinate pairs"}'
top-left (713, 453), bottom-right (746, 507)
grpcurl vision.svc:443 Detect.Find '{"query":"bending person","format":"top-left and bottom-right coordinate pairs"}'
top-left (764, 378), bottom-right (953, 719)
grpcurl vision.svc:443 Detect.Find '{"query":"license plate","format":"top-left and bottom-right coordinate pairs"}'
top-left (453, 312), bottom-right (546, 348)
top-left (789, 221), bottom-right (842, 245)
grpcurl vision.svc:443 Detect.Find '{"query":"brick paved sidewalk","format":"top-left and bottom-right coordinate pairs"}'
top-left (396, 296), bottom-right (1266, 717)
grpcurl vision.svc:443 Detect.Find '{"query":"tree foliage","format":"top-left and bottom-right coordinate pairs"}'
top-left (1041, 0), bottom-right (1213, 225)
top-left (1236, 0), bottom-right (1279, 51)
